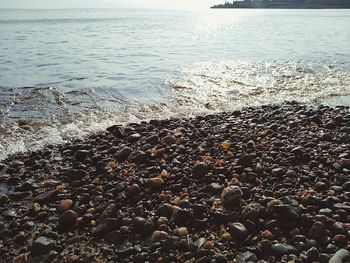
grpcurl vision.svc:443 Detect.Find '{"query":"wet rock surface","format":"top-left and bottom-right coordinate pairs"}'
top-left (0, 102), bottom-right (350, 262)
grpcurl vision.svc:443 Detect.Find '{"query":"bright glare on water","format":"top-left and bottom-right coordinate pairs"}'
top-left (0, 8), bottom-right (349, 160)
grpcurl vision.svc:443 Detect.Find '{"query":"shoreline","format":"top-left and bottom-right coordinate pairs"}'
top-left (0, 101), bottom-right (350, 262)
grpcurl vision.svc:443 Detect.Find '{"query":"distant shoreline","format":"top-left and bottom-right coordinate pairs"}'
top-left (211, 1), bottom-right (350, 9)
top-left (211, 6), bottom-right (350, 9)
top-left (212, 7), bottom-right (350, 9)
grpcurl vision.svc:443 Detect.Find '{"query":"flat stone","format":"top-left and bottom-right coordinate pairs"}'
top-left (34, 190), bottom-right (58, 204)
top-left (31, 236), bottom-right (56, 256)
top-left (271, 243), bottom-right (297, 256)
top-left (91, 218), bottom-right (118, 237)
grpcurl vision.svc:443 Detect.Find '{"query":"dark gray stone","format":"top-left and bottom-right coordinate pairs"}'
top-left (31, 236), bottom-right (56, 256)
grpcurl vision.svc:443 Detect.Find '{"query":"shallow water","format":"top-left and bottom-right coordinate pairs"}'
top-left (0, 9), bottom-right (350, 160)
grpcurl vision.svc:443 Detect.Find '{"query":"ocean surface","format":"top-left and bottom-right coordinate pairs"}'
top-left (0, 8), bottom-right (350, 160)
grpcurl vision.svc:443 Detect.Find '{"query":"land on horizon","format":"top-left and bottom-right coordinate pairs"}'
top-left (211, 0), bottom-right (350, 8)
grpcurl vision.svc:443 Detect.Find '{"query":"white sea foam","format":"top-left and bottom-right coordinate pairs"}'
top-left (1, 60), bottom-right (349, 161)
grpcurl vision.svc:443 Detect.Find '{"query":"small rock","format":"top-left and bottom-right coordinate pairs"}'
top-left (34, 190), bottom-right (58, 204)
top-left (195, 256), bottom-right (210, 263)
top-left (308, 221), bottom-right (328, 242)
top-left (146, 177), bottom-right (164, 187)
top-left (221, 141), bottom-right (231, 149)
top-left (100, 204), bottom-right (117, 220)
top-left (333, 234), bottom-right (347, 244)
top-left (151, 230), bottom-right (169, 242)
top-left (192, 162), bottom-right (210, 178)
top-left (291, 146), bottom-right (306, 156)
top-left (261, 230), bottom-right (273, 239)
top-left (146, 135), bottom-right (159, 144)
top-left (31, 203), bottom-right (41, 213)
top-left (31, 236), bottom-right (57, 256)
top-left (333, 203), bottom-right (350, 212)
top-left (204, 240), bottom-right (214, 249)
top-left (59, 199), bottom-right (73, 213)
top-left (271, 243), bottom-right (297, 256)
top-left (271, 167), bottom-right (284, 176)
top-left (106, 125), bottom-right (123, 136)
top-left (306, 247), bottom-right (320, 261)
top-left (130, 151), bottom-right (149, 164)
top-left (171, 208), bottom-right (193, 226)
top-left (11, 160), bottom-right (25, 167)
top-left (59, 210), bottom-right (78, 227)
top-left (0, 194), bottom-right (9, 205)
top-left (241, 203), bottom-right (263, 220)
top-left (229, 222), bottom-right (248, 241)
top-left (74, 150), bottom-right (89, 162)
top-left (117, 246), bottom-right (140, 257)
top-left (162, 135), bottom-right (176, 145)
top-left (103, 230), bottom-right (122, 245)
top-left (237, 155), bottom-right (253, 167)
top-left (92, 218), bottom-right (118, 237)
top-left (176, 227), bottom-right (188, 237)
top-left (2, 210), bottom-right (18, 219)
top-left (236, 251), bottom-right (258, 263)
top-left (220, 232), bottom-right (232, 240)
top-left (266, 199), bottom-right (283, 212)
top-left (339, 159), bottom-right (350, 169)
top-left (221, 186), bottom-right (242, 207)
top-left (62, 169), bottom-right (87, 181)
top-left (117, 146), bottom-right (133, 161)
top-left (272, 204), bottom-right (301, 219)
top-left (210, 183), bottom-right (224, 193)
top-left (127, 133), bottom-right (141, 143)
top-left (319, 253), bottom-right (331, 263)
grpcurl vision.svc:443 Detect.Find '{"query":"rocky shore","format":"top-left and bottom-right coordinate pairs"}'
top-left (0, 102), bottom-right (350, 263)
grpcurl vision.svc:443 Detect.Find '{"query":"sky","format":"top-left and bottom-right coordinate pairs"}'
top-left (0, 0), bottom-right (220, 10)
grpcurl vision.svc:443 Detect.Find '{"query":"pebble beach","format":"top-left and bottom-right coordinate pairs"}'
top-left (0, 102), bottom-right (350, 262)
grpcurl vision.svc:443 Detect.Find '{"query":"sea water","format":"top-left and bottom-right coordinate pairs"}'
top-left (0, 8), bottom-right (349, 160)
